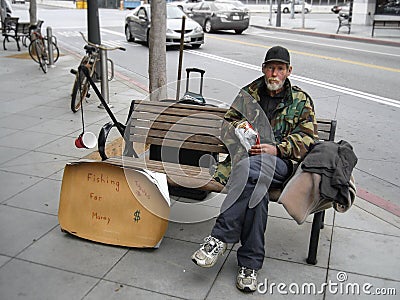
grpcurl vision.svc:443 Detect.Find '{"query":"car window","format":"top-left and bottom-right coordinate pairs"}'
top-left (192, 2), bottom-right (202, 9)
top-left (214, 3), bottom-right (237, 10)
top-left (132, 6), bottom-right (140, 16)
top-left (167, 6), bottom-right (186, 18)
top-left (199, 3), bottom-right (210, 10)
top-left (138, 8), bottom-right (147, 19)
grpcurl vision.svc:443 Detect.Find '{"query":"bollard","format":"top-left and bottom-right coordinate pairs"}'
top-left (98, 48), bottom-right (112, 109)
top-left (46, 26), bottom-right (55, 67)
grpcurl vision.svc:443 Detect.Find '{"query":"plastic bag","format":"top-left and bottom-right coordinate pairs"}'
top-left (234, 121), bottom-right (260, 151)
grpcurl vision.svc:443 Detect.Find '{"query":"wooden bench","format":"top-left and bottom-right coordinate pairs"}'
top-left (1, 17), bottom-right (43, 51)
top-left (99, 100), bottom-right (337, 265)
top-left (336, 13), bottom-right (351, 34)
top-left (372, 15), bottom-right (400, 37)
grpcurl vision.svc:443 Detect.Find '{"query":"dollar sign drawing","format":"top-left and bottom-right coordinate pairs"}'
top-left (133, 210), bottom-right (141, 223)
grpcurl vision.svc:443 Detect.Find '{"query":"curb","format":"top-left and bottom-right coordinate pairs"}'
top-left (251, 24), bottom-right (400, 47)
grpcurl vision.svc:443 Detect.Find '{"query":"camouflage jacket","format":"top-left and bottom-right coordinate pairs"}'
top-left (213, 76), bottom-right (319, 186)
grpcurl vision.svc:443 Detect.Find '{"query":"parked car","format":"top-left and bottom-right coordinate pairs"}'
top-left (124, 4), bottom-right (204, 48)
top-left (273, 0), bottom-right (312, 14)
top-left (331, 2), bottom-right (350, 14)
top-left (188, 0), bottom-right (250, 34)
top-left (170, 0), bottom-right (204, 13)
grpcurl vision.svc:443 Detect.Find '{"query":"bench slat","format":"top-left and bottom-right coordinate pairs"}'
top-left (132, 99), bottom-right (228, 114)
top-left (130, 135), bottom-right (228, 153)
top-left (131, 119), bottom-right (223, 137)
top-left (132, 107), bottom-right (226, 120)
top-left (317, 131), bottom-right (330, 141)
top-left (131, 112), bottom-right (223, 128)
top-left (133, 128), bottom-right (223, 144)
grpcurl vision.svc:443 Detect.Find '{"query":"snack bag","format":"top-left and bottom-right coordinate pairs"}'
top-left (234, 121), bottom-right (260, 151)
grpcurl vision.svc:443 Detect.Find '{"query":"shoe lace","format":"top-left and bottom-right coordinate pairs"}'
top-left (202, 236), bottom-right (224, 255)
top-left (239, 267), bottom-right (256, 279)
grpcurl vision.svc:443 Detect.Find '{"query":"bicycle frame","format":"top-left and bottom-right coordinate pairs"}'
top-left (69, 32), bottom-right (125, 113)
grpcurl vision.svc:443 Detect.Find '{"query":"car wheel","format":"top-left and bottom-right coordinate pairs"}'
top-left (192, 44), bottom-right (201, 49)
top-left (235, 29), bottom-right (244, 34)
top-left (125, 26), bottom-right (134, 42)
top-left (204, 19), bottom-right (212, 33)
top-left (304, 8), bottom-right (309, 13)
top-left (283, 8), bottom-right (289, 13)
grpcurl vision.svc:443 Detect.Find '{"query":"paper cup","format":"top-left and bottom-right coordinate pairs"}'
top-left (75, 132), bottom-right (97, 149)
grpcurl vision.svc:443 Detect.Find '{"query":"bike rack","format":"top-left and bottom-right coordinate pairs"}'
top-left (99, 48), bottom-right (110, 108)
top-left (46, 26), bottom-right (55, 67)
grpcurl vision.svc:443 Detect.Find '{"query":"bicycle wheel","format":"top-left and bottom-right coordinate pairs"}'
top-left (28, 40), bottom-right (39, 63)
top-left (71, 66), bottom-right (91, 112)
top-left (35, 40), bottom-right (48, 73)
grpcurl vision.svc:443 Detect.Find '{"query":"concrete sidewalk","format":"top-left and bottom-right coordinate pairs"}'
top-left (1, 6), bottom-right (400, 300)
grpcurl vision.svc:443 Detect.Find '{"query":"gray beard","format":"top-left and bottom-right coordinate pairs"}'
top-left (266, 80), bottom-right (284, 91)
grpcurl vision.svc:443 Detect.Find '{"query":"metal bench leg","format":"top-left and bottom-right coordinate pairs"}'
top-left (306, 211), bottom-right (323, 265)
top-left (320, 210), bottom-right (325, 229)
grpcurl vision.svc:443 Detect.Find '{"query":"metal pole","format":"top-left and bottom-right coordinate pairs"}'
top-left (87, 0), bottom-right (101, 80)
top-left (268, 0), bottom-right (272, 26)
top-left (46, 26), bottom-right (55, 67)
top-left (301, 0), bottom-right (305, 28)
top-left (98, 48), bottom-right (112, 109)
top-left (87, 0), bottom-right (101, 44)
top-left (176, 16), bottom-right (186, 101)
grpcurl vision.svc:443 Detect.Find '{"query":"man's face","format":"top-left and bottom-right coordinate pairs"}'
top-left (262, 62), bottom-right (292, 92)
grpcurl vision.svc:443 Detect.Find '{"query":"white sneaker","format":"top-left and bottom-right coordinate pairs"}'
top-left (191, 236), bottom-right (226, 268)
top-left (236, 266), bottom-right (257, 293)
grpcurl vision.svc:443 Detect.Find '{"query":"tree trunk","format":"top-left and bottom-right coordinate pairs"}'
top-left (149, 0), bottom-right (167, 101)
top-left (29, 0), bottom-right (37, 26)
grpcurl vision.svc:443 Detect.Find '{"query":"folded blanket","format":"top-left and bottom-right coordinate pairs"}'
top-left (278, 163), bottom-right (356, 224)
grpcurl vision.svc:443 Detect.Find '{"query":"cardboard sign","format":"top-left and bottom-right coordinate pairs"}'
top-left (58, 160), bottom-right (170, 248)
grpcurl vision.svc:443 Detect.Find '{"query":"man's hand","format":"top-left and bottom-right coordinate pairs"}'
top-left (249, 144), bottom-right (277, 156)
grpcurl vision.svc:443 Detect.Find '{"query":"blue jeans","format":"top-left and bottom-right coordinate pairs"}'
top-left (211, 154), bottom-right (290, 270)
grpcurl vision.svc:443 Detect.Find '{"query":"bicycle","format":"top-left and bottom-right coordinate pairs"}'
top-left (70, 32), bottom-right (125, 113)
top-left (28, 25), bottom-right (59, 74)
